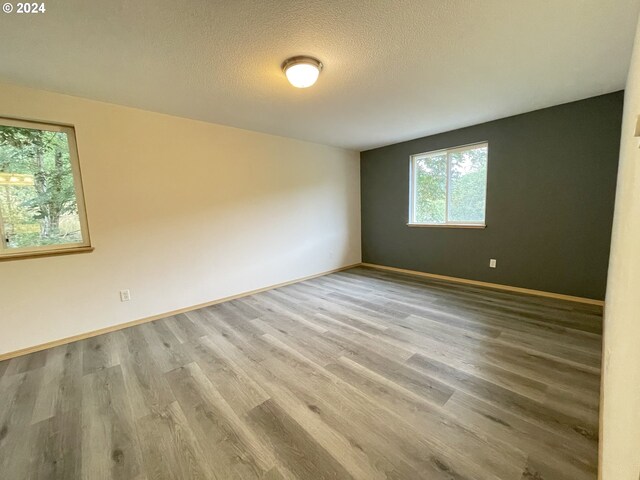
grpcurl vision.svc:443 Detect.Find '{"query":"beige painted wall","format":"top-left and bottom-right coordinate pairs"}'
top-left (0, 83), bottom-right (361, 356)
top-left (600, 15), bottom-right (640, 480)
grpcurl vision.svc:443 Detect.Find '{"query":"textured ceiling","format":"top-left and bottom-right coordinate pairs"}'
top-left (0, 0), bottom-right (638, 150)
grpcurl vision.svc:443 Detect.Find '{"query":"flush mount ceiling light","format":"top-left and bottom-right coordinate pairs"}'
top-left (282, 56), bottom-right (323, 88)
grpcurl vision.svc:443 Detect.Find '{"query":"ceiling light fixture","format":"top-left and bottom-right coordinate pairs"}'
top-left (282, 56), bottom-right (323, 88)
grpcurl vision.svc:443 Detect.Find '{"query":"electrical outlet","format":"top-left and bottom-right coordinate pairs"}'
top-left (489, 259), bottom-right (497, 268)
top-left (120, 289), bottom-right (131, 302)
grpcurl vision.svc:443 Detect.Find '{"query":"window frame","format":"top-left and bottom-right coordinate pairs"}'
top-left (0, 116), bottom-right (92, 261)
top-left (408, 141), bottom-right (489, 228)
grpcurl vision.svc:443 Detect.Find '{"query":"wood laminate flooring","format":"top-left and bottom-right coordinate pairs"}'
top-left (0, 266), bottom-right (602, 479)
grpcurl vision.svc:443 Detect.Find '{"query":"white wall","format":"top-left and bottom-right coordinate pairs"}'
top-left (600, 15), bottom-right (640, 480)
top-left (0, 83), bottom-right (361, 356)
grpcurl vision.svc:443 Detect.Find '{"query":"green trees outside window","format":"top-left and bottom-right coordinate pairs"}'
top-left (410, 143), bottom-right (488, 226)
top-left (0, 118), bottom-right (90, 256)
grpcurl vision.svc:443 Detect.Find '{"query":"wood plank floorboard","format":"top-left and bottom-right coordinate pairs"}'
top-left (0, 266), bottom-right (602, 479)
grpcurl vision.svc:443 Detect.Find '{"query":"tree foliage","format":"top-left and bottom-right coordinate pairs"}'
top-left (414, 146), bottom-right (487, 224)
top-left (0, 126), bottom-right (80, 248)
top-left (414, 153), bottom-right (447, 223)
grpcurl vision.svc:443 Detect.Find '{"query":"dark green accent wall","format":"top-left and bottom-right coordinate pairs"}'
top-left (360, 92), bottom-right (624, 300)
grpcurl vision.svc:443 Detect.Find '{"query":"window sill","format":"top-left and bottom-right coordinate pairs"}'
top-left (0, 246), bottom-right (94, 262)
top-left (407, 223), bottom-right (486, 229)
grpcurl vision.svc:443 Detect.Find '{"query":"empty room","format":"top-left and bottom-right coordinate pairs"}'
top-left (1, 1), bottom-right (639, 479)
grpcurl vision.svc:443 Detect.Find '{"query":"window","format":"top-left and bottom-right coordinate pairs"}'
top-left (409, 142), bottom-right (488, 227)
top-left (0, 117), bottom-right (91, 259)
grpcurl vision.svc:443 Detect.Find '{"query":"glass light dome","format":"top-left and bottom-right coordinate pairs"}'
top-left (282, 57), bottom-right (323, 88)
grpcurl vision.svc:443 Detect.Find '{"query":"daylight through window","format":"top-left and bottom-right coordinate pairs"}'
top-left (0, 118), bottom-right (90, 258)
top-left (409, 142), bottom-right (488, 226)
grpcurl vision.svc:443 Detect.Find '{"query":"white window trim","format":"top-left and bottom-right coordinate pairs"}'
top-left (0, 116), bottom-right (92, 260)
top-left (408, 141), bottom-right (488, 228)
